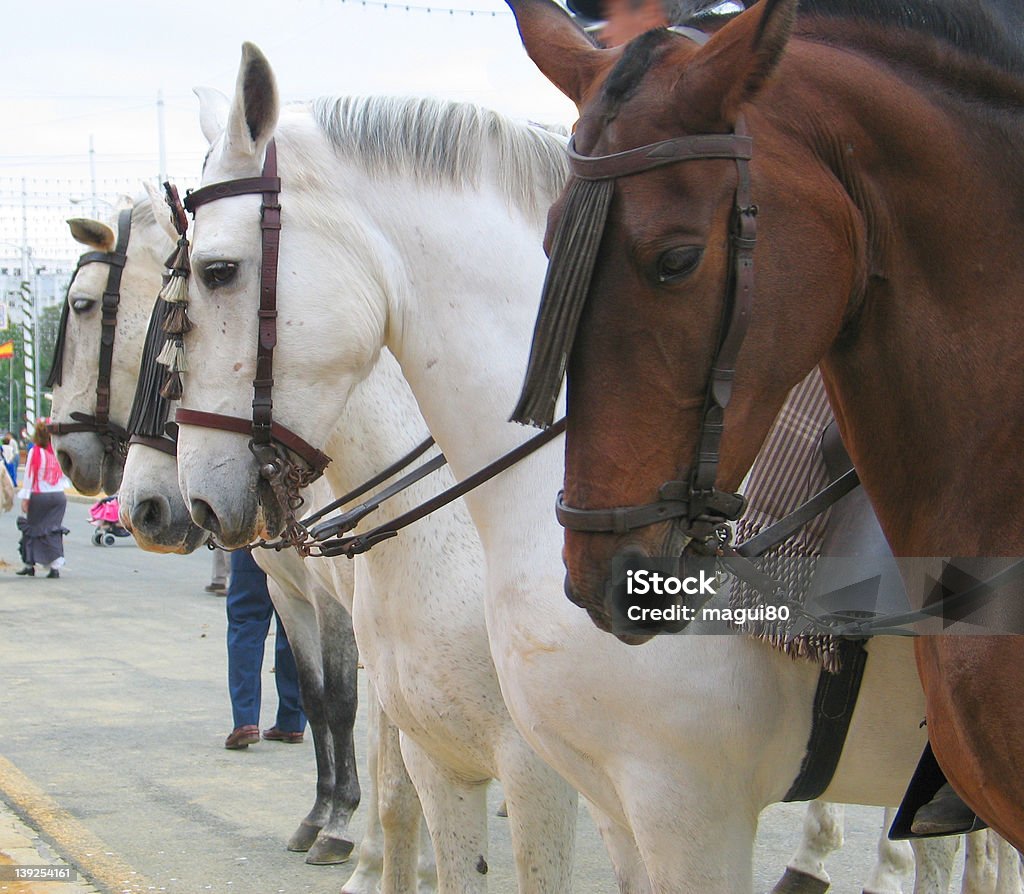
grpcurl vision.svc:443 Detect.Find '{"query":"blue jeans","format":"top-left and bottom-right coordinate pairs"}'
top-left (226, 549), bottom-right (306, 733)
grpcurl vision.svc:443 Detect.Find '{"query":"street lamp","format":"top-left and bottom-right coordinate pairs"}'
top-left (70, 196), bottom-right (117, 218)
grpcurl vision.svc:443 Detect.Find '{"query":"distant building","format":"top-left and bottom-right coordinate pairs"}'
top-left (0, 265), bottom-right (75, 327)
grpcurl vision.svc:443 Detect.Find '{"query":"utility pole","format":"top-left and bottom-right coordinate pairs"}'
top-left (20, 179), bottom-right (35, 425)
top-left (157, 90), bottom-right (168, 183)
top-left (89, 134), bottom-right (98, 219)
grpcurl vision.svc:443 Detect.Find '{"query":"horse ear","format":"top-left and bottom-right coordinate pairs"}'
top-left (194, 86), bottom-right (230, 145)
top-left (67, 219), bottom-right (115, 251)
top-left (142, 181), bottom-right (178, 243)
top-left (224, 42), bottom-right (279, 161)
top-left (506, 0), bottom-right (608, 108)
top-left (678, 0), bottom-right (797, 128)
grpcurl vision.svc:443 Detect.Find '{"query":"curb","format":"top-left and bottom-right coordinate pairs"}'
top-left (0, 755), bottom-right (151, 894)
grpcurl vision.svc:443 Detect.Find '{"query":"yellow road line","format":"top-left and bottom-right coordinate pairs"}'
top-left (0, 755), bottom-right (151, 894)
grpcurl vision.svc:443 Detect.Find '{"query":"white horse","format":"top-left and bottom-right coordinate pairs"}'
top-left (49, 195), bottom-right (436, 891)
top-left (167, 42), bottom-right (967, 894)
top-left (117, 174), bottom-right (584, 888)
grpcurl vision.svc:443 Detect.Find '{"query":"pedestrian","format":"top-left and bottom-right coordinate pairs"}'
top-left (223, 548), bottom-right (307, 749)
top-left (2, 432), bottom-right (18, 485)
top-left (206, 547), bottom-right (229, 594)
top-left (15, 419), bottom-right (69, 579)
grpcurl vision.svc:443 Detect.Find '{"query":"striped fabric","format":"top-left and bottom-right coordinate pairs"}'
top-left (731, 368), bottom-right (844, 669)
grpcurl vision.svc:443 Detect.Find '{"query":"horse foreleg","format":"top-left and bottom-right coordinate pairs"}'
top-left (400, 738), bottom-right (490, 894)
top-left (773, 801), bottom-right (844, 894)
top-left (910, 831), bottom-right (959, 894)
top-left (862, 809), bottom-right (913, 894)
top-left (586, 801), bottom-right (653, 894)
top-left (343, 683), bottom-right (384, 894)
top-left (265, 584), bottom-right (332, 853)
top-left (620, 773), bottom-right (757, 894)
top-left (378, 719), bottom-right (432, 893)
top-left (306, 599), bottom-right (361, 865)
top-left (498, 743), bottom-right (578, 893)
top-left (993, 832), bottom-right (1024, 894)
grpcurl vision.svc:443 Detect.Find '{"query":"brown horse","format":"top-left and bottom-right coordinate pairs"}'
top-left (507, 0), bottom-right (1024, 848)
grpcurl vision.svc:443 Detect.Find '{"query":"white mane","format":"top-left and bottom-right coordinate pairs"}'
top-left (309, 95), bottom-right (569, 218)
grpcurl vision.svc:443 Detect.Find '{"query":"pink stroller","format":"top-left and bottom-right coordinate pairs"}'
top-left (88, 495), bottom-right (132, 546)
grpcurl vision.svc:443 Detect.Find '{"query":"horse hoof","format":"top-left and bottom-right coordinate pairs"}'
top-left (286, 820), bottom-right (322, 852)
top-left (306, 834), bottom-right (355, 865)
top-left (771, 867), bottom-right (830, 894)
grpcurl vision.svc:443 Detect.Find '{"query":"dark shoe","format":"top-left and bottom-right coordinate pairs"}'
top-left (46, 569), bottom-right (59, 579)
top-left (262, 726), bottom-right (304, 744)
top-left (911, 783), bottom-right (978, 835)
top-left (204, 582), bottom-right (227, 594)
top-left (15, 566), bottom-right (34, 576)
top-left (224, 725), bottom-right (260, 749)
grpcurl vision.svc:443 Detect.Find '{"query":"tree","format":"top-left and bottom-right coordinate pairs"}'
top-left (0, 299), bottom-right (61, 434)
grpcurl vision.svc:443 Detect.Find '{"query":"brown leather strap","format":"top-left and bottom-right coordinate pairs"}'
top-left (128, 434), bottom-right (178, 456)
top-left (47, 209), bottom-right (132, 453)
top-left (183, 177), bottom-right (282, 212)
top-left (316, 418), bottom-right (566, 557)
top-left (567, 133), bottom-right (752, 181)
top-left (179, 142), bottom-right (329, 483)
top-left (94, 208), bottom-right (133, 428)
top-left (174, 407), bottom-right (330, 476)
top-left (252, 141), bottom-right (281, 447)
top-left (690, 114), bottom-right (756, 505)
top-left (553, 117), bottom-right (754, 536)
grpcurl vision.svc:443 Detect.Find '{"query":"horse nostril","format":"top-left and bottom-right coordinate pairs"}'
top-left (56, 450), bottom-right (73, 477)
top-left (190, 499), bottom-right (222, 537)
top-left (130, 497), bottom-right (167, 534)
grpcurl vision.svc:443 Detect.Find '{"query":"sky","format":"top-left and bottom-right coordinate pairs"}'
top-left (0, 0), bottom-right (578, 264)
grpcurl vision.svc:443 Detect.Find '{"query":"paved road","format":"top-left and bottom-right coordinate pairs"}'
top-left (0, 498), bottom-right (929, 893)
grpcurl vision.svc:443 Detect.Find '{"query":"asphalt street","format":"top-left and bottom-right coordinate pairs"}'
top-left (0, 498), bottom-right (931, 893)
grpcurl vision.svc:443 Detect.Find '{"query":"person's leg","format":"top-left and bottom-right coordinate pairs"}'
top-left (266, 612), bottom-right (307, 739)
top-left (225, 549), bottom-right (273, 747)
top-left (206, 548), bottom-right (230, 593)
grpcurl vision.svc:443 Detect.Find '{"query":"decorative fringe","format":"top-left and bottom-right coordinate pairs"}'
top-left (156, 339), bottom-right (188, 372)
top-left (151, 185), bottom-right (193, 406)
top-left (158, 274), bottom-right (188, 304)
top-left (510, 176), bottom-right (614, 429)
top-left (127, 297), bottom-right (174, 438)
top-left (162, 302), bottom-right (193, 335)
top-left (160, 371), bottom-right (184, 401)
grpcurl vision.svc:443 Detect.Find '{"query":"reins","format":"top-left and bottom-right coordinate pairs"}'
top-left (46, 207), bottom-right (133, 458)
top-left (308, 419), bottom-right (566, 558)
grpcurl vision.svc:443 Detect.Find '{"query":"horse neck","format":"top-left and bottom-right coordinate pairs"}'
top-left (320, 350), bottom-right (436, 501)
top-left (781, 38), bottom-right (1024, 554)
top-left (369, 179), bottom-right (566, 542)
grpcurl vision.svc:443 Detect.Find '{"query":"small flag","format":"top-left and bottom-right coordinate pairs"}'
top-left (0, 340), bottom-right (14, 360)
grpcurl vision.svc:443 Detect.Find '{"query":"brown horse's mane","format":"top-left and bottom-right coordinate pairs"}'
top-left (602, 0), bottom-right (1024, 118)
top-left (795, 0), bottom-right (1024, 77)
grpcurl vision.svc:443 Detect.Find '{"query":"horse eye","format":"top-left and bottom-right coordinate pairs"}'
top-left (657, 246), bottom-right (703, 284)
top-left (199, 261), bottom-right (239, 289)
top-left (70, 296), bottom-right (95, 313)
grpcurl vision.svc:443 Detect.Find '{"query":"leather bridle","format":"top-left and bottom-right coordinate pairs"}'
top-left (175, 141), bottom-right (330, 544)
top-left (46, 208), bottom-right (133, 459)
top-left (552, 117), bottom-right (756, 550)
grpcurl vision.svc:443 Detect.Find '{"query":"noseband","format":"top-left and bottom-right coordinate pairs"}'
top-left (514, 117), bottom-right (756, 550)
top-left (46, 208), bottom-right (133, 458)
top-left (173, 142), bottom-right (330, 544)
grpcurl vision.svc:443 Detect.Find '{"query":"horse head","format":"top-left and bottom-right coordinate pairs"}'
top-left (176, 43), bottom-right (384, 547)
top-left (101, 183), bottom-right (210, 555)
top-left (508, 0), bottom-right (861, 636)
top-left (48, 196), bottom-right (171, 496)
